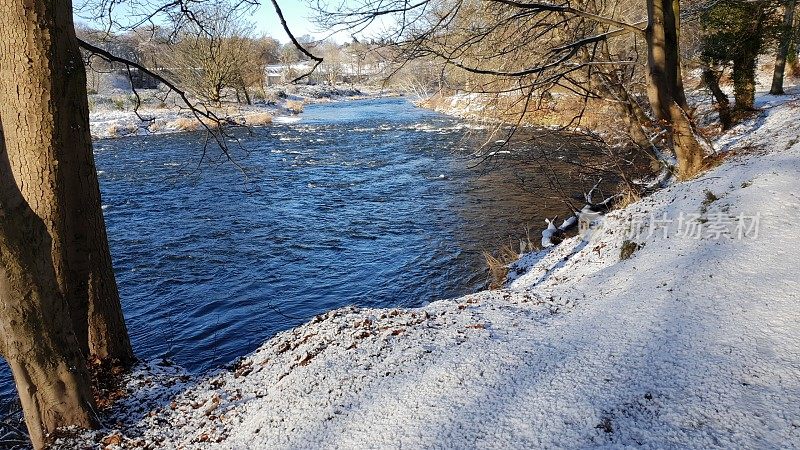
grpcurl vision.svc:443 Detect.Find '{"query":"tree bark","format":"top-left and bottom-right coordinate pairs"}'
top-left (0, 0), bottom-right (134, 365)
top-left (733, 11), bottom-right (766, 110)
top-left (789, 41), bottom-right (800, 77)
top-left (0, 123), bottom-right (97, 450)
top-left (771, 0), bottom-right (797, 95)
top-left (733, 53), bottom-right (758, 110)
top-left (646, 0), bottom-right (705, 179)
top-left (243, 86), bottom-right (252, 105)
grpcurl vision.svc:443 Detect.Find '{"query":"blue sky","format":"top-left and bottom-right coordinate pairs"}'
top-left (75, 1), bottom-right (336, 43)
top-left (253, 2), bottom-right (323, 43)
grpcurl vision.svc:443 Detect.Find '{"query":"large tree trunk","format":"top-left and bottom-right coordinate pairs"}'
top-left (0, 0), bottom-right (134, 365)
top-left (646, 0), bottom-right (706, 179)
top-left (733, 53), bottom-right (759, 111)
top-left (733, 12), bottom-right (766, 110)
top-left (0, 124), bottom-right (97, 450)
top-left (771, 0), bottom-right (797, 95)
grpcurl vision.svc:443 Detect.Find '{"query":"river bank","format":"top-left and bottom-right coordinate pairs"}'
top-left (88, 84), bottom-right (399, 139)
top-left (56, 88), bottom-right (800, 448)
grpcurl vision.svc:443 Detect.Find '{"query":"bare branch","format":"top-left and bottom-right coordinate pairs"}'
top-left (269, 0), bottom-right (323, 82)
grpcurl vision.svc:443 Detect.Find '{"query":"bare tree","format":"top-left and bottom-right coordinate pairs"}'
top-left (167, 6), bottom-right (260, 104)
top-left (312, 0), bottom-right (712, 178)
top-left (317, 41), bottom-right (346, 84)
top-left (0, 0), bottom-right (135, 444)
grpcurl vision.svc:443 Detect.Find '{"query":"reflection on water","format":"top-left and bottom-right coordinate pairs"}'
top-left (0, 97), bottom-right (618, 401)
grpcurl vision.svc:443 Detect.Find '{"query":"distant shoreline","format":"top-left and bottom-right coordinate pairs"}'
top-left (88, 84), bottom-right (401, 140)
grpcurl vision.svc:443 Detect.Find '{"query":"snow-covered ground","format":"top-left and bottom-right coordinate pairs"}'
top-left (60, 90), bottom-right (800, 448)
top-left (88, 84), bottom-right (395, 139)
top-left (89, 106), bottom-right (285, 140)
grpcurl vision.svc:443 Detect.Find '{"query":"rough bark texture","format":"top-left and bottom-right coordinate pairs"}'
top-left (0, 0), bottom-right (135, 442)
top-left (771, 0), bottom-right (797, 95)
top-left (733, 54), bottom-right (758, 111)
top-left (0, 0), bottom-right (134, 365)
top-left (0, 124), bottom-right (97, 449)
top-left (646, 0), bottom-right (705, 179)
top-left (789, 41), bottom-right (800, 76)
top-left (645, 0), bottom-right (687, 119)
top-left (733, 13), bottom-right (766, 111)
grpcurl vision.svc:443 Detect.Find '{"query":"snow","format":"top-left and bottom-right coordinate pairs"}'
top-left (88, 107), bottom-right (290, 140)
top-left (57, 91), bottom-right (800, 448)
top-left (87, 85), bottom-right (392, 139)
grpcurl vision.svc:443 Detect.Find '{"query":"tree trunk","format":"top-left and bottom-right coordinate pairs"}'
top-left (789, 41), bottom-right (800, 77)
top-left (645, 0), bottom-right (687, 118)
top-left (646, 0), bottom-right (705, 179)
top-left (702, 67), bottom-right (733, 129)
top-left (771, 0), bottom-right (797, 95)
top-left (0, 124), bottom-right (97, 450)
top-left (733, 12), bottom-right (765, 111)
top-left (733, 54), bottom-right (758, 111)
top-left (243, 86), bottom-right (252, 105)
top-left (0, 0), bottom-right (134, 366)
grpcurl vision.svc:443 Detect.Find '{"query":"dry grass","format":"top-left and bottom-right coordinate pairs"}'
top-left (244, 112), bottom-right (273, 126)
top-left (421, 90), bottom-right (623, 137)
top-left (700, 149), bottom-right (741, 173)
top-left (615, 187), bottom-right (642, 210)
top-left (285, 100), bottom-right (305, 114)
top-left (483, 243), bottom-right (521, 289)
top-left (105, 123), bottom-right (136, 137)
top-left (170, 117), bottom-right (202, 131)
top-left (105, 124), bottom-right (122, 137)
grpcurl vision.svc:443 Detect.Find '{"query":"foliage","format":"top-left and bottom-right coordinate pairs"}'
top-left (700, 0), bottom-right (779, 110)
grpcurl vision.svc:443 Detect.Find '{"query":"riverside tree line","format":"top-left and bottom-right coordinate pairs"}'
top-left (0, 0), bottom-right (798, 447)
top-left (78, 7), bottom-right (390, 105)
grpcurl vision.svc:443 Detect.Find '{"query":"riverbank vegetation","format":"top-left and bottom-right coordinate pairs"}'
top-left (0, 0), bottom-right (798, 447)
top-left (304, 0), bottom-right (797, 282)
top-left (310, 0), bottom-right (797, 179)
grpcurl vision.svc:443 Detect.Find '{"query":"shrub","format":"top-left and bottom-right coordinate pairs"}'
top-left (112, 97), bottom-right (126, 110)
top-left (483, 244), bottom-right (520, 289)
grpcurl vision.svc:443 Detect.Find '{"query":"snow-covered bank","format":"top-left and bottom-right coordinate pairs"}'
top-left (88, 85), bottom-right (396, 139)
top-left (89, 106), bottom-right (286, 140)
top-left (61, 92), bottom-right (800, 448)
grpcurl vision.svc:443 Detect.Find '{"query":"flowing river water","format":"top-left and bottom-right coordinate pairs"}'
top-left (1, 97), bottom-right (619, 403)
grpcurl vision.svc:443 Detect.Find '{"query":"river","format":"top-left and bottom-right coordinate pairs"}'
top-left (0, 97), bottom-right (612, 402)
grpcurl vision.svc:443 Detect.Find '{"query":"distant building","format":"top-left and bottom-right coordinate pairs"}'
top-left (264, 63), bottom-right (316, 85)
